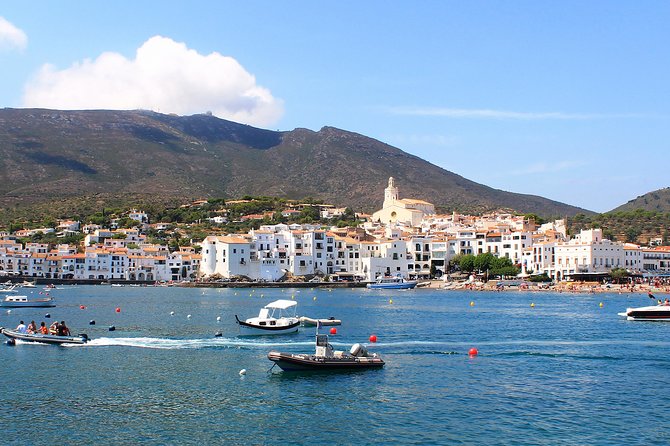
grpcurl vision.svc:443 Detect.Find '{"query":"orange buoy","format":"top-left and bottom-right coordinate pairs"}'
top-left (469, 347), bottom-right (478, 356)
top-left (330, 327), bottom-right (337, 335)
top-left (369, 334), bottom-right (377, 343)
top-left (80, 305), bottom-right (86, 310)
top-left (115, 307), bottom-right (121, 313)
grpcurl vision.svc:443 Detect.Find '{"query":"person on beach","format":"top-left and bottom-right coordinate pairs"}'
top-left (15, 320), bottom-right (27, 333)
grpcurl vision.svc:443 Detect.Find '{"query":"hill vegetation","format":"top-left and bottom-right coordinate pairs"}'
top-left (0, 108), bottom-right (591, 222)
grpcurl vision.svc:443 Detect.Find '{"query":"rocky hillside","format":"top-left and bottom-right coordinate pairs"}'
top-left (0, 108), bottom-right (592, 219)
top-left (611, 188), bottom-right (670, 213)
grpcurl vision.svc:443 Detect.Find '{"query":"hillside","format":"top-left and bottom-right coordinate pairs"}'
top-left (0, 108), bottom-right (592, 221)
top-left (611, 188), bottom-right (670, 213)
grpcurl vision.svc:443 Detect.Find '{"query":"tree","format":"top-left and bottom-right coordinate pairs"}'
top-left (609, 267), bottom-right (629, 284)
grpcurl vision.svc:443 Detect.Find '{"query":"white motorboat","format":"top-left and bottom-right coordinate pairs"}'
top-left (299, 316), bottom-right (342, 327)
top-left (618, 304), bottom-right (670, 321)
top-left (0, 285), bottom-right (18, 293)
top-left (367, 275), bottom-right (417, 289)
top-left (235, 299), bottom-right (300, 335)
top-left (1, 295), bottom-right (56, 308)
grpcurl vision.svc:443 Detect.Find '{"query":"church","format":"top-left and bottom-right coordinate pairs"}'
top-left (371, 177), bottom-right (435, 227)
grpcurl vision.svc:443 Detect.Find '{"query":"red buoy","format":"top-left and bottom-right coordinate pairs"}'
top-left (369, 334), bottom-right (377, 343)
top-left (115, 307), bottom-right (121, 313)
top-left (80, 305), bottom-right (86, 310)
top-left (469, 347), bottom-right (478, 357)
top-left (330, 327), bottom-right (337, 335)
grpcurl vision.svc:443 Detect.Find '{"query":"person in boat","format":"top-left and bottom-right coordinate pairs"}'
top-left (16, 320), bottom-right (27, 334)
top-left (49, 321), bottom-right (59, 335)
top-left (665, 299), bottom-right (670, 307)
top-left (27, 320), bottom-right (37, 334)
top-left (57, 321), bottom-right (71, 336)
top-left (39, 322), bottom-right (49, 335)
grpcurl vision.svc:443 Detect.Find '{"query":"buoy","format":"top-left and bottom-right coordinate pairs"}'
top-left (80, 305), bottom-right (86, 310)
top-left (115, 307), bottom-right (121, 313)
top-left (389, 299), bottom-right (393, 304)
top-left (239, 369), bottom-right (246, 376)
top-left (6, 309), bottom-right (11, 314)
top-left (330, 327), bottom-right (337, 335)
top-left (108, 325), bottom-right (116, 331)
top-left (187, 314), bottom-right (191, 319)
top-left (261, 294), bottom-right (264, 298)
top-left (470, 301), bottom-right (475, 307)
top-left (89, 320), bottom-right (95, 325)
top-left (216, 316), bottom-right (221, 322)
top-left (214, 331), bottom-right (222, 337)
top-left (45, 313), bottom-right (50, 318)
top-left (599, 302), bottom-right (604, 308)
top-left (469, 347), bottom-right (479, 356)
top-left (313, 296), bottom-right (317, 301)
top-left (530, 303), bottom-right (535, 308)
top-left (170, 311), bottom-right (175, 316)
top-left (369, 334), bottom-right (377, 343)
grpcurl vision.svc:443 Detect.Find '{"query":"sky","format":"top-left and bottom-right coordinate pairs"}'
top-left (1, 1), bottom-right (669, 213)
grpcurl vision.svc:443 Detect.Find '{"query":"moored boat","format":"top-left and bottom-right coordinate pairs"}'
top-left (235, 299), bottom-right (300, 335)
top-left (1, 295), bottom-right (56, 308)
top-left (299, 316), bottom-right (342, 327)
top-left (367, 275), bottom-right (417, 289)
top-left (268, 333), bottom-right (384, 371)
top-left (0, 327), bottom-right (89, 345)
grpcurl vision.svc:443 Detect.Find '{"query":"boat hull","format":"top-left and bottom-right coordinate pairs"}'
top-left (0, 300), bottom-right (56, 308)
top-left (268, 351), bottom-right (385, 371)
top-left (235, 316), bottom-right (300, 336)
top-left (367, 282), bottom-right (417, 289)
top-left (1, 327), bottom-right (88, 345)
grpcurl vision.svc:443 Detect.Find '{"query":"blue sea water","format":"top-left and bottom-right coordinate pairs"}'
top-left (1, 285), bottom-right (670, 445)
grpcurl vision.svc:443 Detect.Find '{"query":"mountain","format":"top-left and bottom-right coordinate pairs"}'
top-left (610, 188), bottom-right (670, 213)
top-left (0, 108), bottom-right (592, 219)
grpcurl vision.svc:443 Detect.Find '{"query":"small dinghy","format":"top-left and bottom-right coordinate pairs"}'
top-left (268, 332), bottom-right (384, 371)
top-left (299, 316), bottom-right (342, 327)
top-left (1, 327), bottom-right (89, 345)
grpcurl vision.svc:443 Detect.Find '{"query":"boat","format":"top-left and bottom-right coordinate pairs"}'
top-left (0, 327), bottom-right (89, 345)
top-left (21, 281), bottom-right (36, 288)
top-left (1, 295), bottom-right (56, 308)
top-left (367, 274), bottom-right (417, 289)
top-left (618, 303), bottom-right (670, 321)
top-left (268, 333), bottom-right (385, 371)
top-left (235, 299), bottom-right (300, 335)
top-left (299, 316), bottom-right (342, 327)
top-left (0, 285), bottom-right (18, 293)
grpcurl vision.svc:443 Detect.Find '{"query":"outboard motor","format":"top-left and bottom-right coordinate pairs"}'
top-left (79, 333), bottom-right (89, 342)
top-left (350, 343), bottom-right (368, 357)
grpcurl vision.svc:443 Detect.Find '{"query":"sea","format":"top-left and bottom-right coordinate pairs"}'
top-left (1, 285), bottom-right (669, 445)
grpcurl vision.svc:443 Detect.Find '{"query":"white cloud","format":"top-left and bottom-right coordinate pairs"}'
top-left (22, 35), bottom-right (283, 126)
top-left (386, 106), bottom-right (651, 120)
top-left (0, 17), bottom-right (27, 51)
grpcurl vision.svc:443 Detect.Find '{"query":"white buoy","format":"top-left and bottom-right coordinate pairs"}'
top-left (239, 369), bottom-right (246, 376)
top-left (216, 316), bottom-right (221, 322)
top-left (6, 309), bottom-right (11, 314)
top-left (187, 314), bottom-right (191, 319)
top-left (170, 311), bottom-right (175, 316)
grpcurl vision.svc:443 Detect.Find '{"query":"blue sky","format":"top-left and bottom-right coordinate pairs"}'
top-left (1, 1), bottom-right (669, 213)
